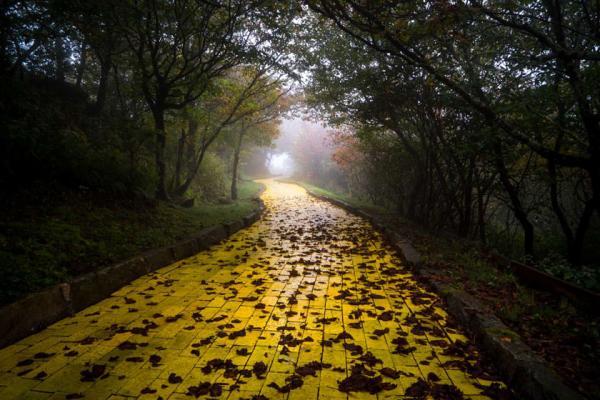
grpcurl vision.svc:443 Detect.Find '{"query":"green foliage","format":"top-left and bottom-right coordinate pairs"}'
top-left (457, 249), bottom-right (515, 287)
top-left (1, 76), bottom-right (155, 194)
top-left (0, 180), bottom-right (263, 305)
top-left (535, 254), bottom-right (600, 293)
top-left (190, 152), bottom-right (230, 202)
top-left (488, 224), bottom-right (600, 291)
top-left (0, 1), bottom-right (285, 304)
top-left (299, 0), bottom-right (600, 272)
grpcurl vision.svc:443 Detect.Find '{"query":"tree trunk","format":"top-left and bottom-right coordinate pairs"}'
top-left (175, 146), bottom-right (207, 197)
top-left (173, 128), bottom-right (186, 191)
top-left (549, 159), bottom-right (595, 265)
top-left (231, 128), bottom-right (245, 200)
top-left (547, 73), bottom-right (596, 265)
top-left (93, 55), bottom-right (111, 113)
top-left (568, 200), bottom-right (595, 265)
top-left (459, 158), bottom-right (475, 238)
top-left (75, 43), bottom-right (87, 89)
top-left (152, 108), bottom-right (169, 200)
top-left (477, 185), bottom-right (486, 244)
top-left (54, 37), bottom-right (66, 82)
top-left (493, 142), bottom-right (534, 256)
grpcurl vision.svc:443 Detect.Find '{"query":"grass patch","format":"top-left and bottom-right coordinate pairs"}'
top-left (0, 180), bottom-right (263, 305)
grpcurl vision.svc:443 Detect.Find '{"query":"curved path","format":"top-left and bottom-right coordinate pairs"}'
top-left (0, 180), bottom-right (507, 399)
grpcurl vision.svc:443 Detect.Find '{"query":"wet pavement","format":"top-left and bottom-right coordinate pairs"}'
top-left (0, 180), bottom-right (508, 399)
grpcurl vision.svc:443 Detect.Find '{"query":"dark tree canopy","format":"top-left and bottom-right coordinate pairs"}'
top-left (1, 0), bottom-right (599, 283)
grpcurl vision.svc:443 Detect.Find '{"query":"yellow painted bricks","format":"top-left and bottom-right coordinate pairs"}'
top-left (0, 180), bottom-right (508, 399)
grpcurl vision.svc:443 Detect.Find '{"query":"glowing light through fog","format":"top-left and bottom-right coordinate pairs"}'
top-left (267, 152), bottom-right (295, 176)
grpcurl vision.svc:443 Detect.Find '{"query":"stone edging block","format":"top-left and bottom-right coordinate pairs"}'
top-left (0, 285), bottom-right (68, 350)
top-left (0, 197), bottom-right (264, 350)
top-left (143, 246), bottom-right (175, 272)
top-left (429, 278), bottom-right (585, 400)
top-left (193, 225), bottom-right (227, 251)
top-left (224, 220), bottom-right (244, 236)
top-left (69, 256), bottom-right (148, 311)
top-left (171, 239), bottom-right (199, 261)
top-left (243, 211), bottom-right (259, 227)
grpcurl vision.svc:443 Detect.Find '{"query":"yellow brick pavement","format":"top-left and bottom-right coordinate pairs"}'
top-left (0, 180), bottom-right (508, 399)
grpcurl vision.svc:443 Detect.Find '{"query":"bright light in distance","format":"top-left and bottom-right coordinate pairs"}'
top-left (267, 152), bottom-right (295, 177)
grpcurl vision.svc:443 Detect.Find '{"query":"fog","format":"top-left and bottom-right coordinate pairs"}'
top-left (267, 152), bottom-right (295, 176)
top-left (266, 117), bottom-right (333, 178)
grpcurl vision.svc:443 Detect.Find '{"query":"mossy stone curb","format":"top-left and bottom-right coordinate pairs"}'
top-left (431, 280), bottom-right (584, 400)
top-left (0, 198), bottom-right (264, 350)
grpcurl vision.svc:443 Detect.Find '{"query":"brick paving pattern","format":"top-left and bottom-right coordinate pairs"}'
top-left (0, 180), bottom-right (507, 399)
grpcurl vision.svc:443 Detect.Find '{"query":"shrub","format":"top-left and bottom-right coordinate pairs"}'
top-left (190, 152), bottom-right (229, 202)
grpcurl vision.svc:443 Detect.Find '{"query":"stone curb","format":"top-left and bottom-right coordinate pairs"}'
top-left (0, 197), bottom-right (264, 350)
top-left (417, 272), bottom-right (584, 400)
top-left (302, 188), bottom-right (584, 400)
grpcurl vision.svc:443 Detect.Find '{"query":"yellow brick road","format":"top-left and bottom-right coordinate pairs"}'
top-left (0, 180), bottom-right (507, 399)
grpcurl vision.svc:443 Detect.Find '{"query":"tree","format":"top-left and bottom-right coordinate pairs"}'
top-left (168, 64), bottom-right (289, 200)
top-left (227, 88), bottom-right (286, 199)
top-left (115, 0), bottom-right (258, 199)
top-left (57, 1), bottom-right (122, 113)
top-left (304, 0), bottom-right (600, 262)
